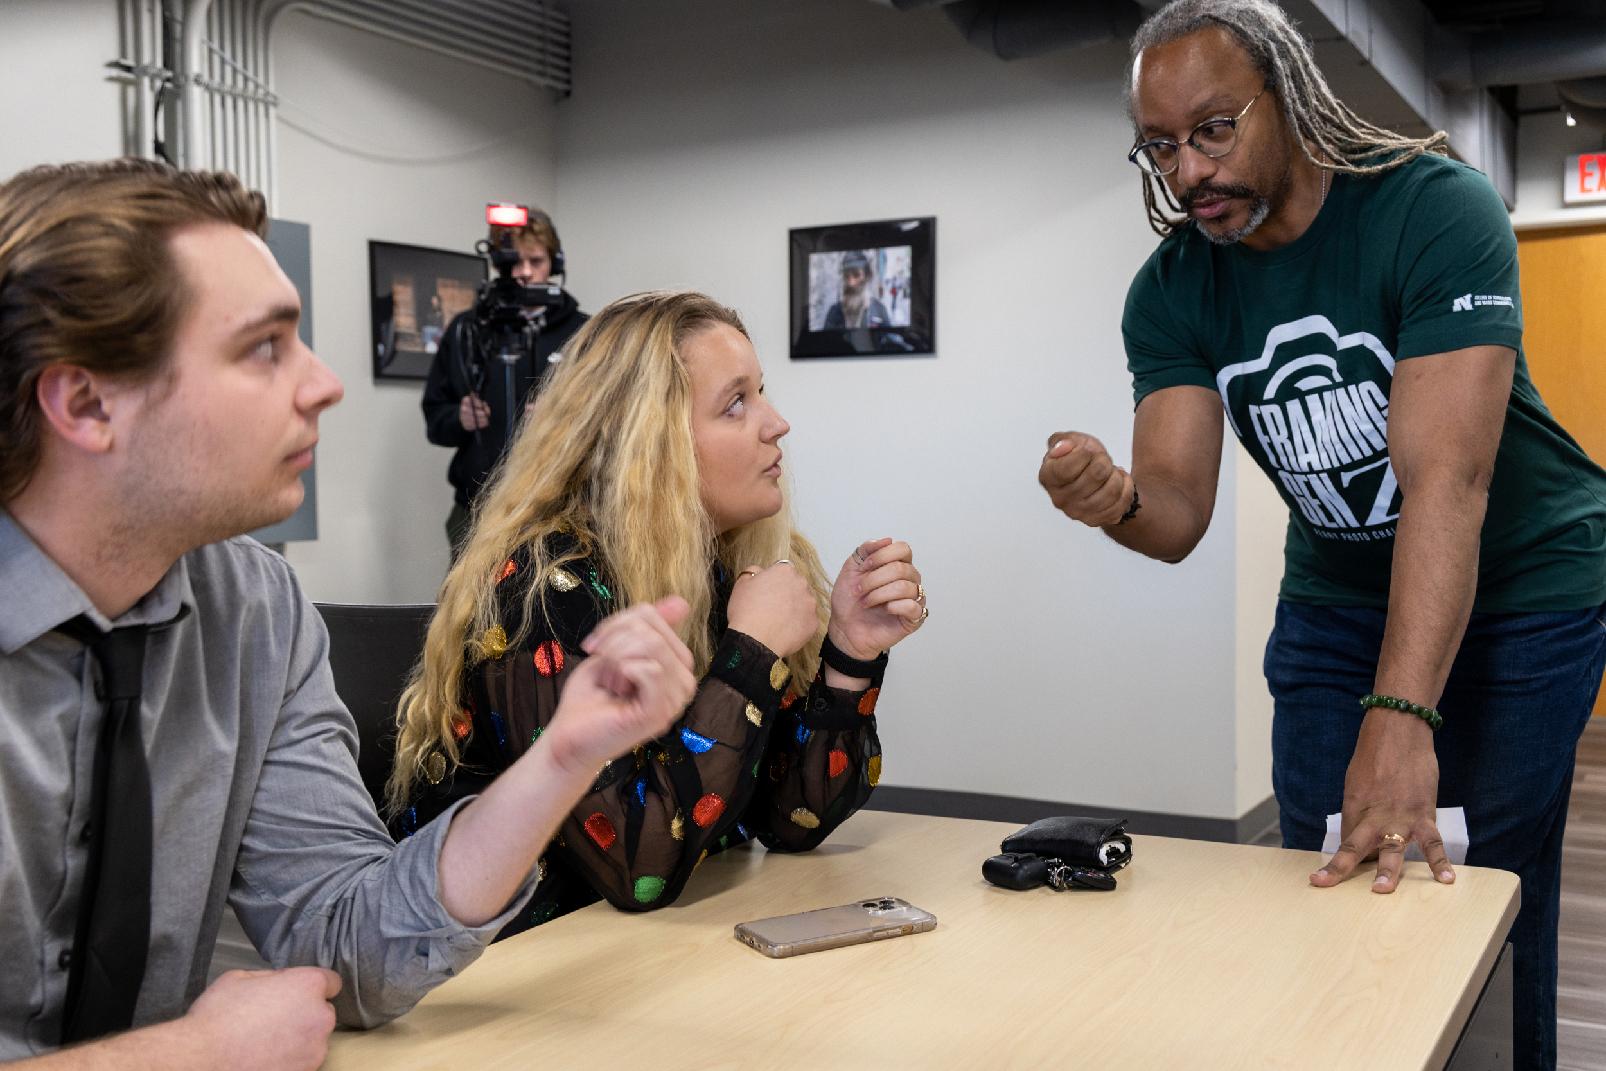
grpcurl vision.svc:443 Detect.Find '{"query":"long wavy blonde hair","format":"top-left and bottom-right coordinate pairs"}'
top-left (386, 290), bottom-right (831, 814)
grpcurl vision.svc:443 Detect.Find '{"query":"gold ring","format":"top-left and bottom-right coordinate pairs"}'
top-left (916, 583), bottom-right (926, 605)
top-left (1379, 833), bottom-right (1407, 849)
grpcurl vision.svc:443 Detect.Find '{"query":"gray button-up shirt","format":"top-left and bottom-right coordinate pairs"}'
top-left (0, 513), bottom-right (536, 1058)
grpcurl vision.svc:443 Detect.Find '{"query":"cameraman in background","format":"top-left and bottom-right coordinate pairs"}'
top-left (422, 207), bottom-right (587, 557)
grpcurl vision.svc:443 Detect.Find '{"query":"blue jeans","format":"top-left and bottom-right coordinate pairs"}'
top-left (1266, 600), bottom-right (1606, 1071)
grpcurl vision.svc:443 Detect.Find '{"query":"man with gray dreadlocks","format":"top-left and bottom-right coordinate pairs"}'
top-left (1037, 2), bottom-right (1606, 1066)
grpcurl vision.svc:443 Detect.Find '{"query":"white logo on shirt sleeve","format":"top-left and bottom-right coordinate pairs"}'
top-left (1451, 293), bottom-right (1512, 312)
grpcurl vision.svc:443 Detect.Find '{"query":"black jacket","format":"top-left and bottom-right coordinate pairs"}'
top-left (421, 291), bottom-right (587, 508)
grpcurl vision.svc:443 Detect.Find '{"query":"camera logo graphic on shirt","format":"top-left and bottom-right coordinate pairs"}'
top-left (1217, 315), bottom-right (1401, 541)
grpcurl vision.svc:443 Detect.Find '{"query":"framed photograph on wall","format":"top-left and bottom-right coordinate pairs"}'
top-left (369, 240), bottom-right (487, 380)
top-left (789, 216), bottom-right (935, 359)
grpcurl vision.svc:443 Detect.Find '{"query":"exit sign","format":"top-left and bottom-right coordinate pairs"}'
top-left (1564, 153), bottom-right (1606, 203)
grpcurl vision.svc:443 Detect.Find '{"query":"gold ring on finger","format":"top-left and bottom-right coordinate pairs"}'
top-left (1379, 833), bottom-right (1407, 849)
top-left (916, 584), bottom-right (926, 605)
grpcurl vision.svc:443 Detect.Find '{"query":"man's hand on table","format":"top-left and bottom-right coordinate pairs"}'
top-left (13, 968), bottom-right (340, 1071)
top-left (1310, 708), bottom-right (1456, 893)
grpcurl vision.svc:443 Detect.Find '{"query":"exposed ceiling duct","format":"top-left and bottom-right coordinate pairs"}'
top-left (942, 0), bottom-right (1144, 61)
top-left (1557, 74), bottom-right (1606, 126)
top-left (300, 0), bottom-right (572, 95)
top-left (873, 0), bottom-right (1145, 61)
top-left (1434, 20), bottom-right (1606, 89)
top-left (1427, 0), bottom-right (1606, 128)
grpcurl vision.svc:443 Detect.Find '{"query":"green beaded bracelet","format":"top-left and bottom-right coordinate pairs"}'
top-left (1360, 693), bottom-right (1443, 731)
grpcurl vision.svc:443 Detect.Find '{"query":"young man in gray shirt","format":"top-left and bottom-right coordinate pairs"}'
top-left (0, 159), bottom-right (697, 1069)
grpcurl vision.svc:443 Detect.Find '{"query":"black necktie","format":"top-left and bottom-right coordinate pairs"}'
top-left (55, 615), bottom-right (153, 1044)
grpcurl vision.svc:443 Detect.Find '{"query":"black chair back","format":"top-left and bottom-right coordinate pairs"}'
top-left (314, 603), bottom-right (435, 809)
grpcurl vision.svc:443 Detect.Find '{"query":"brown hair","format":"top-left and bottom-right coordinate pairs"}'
top-left (0, 158), bottom-right (268, 501)
top-left (488, 207), bottom-right (561, 260)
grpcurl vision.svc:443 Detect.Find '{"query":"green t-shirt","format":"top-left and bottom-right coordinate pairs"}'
top-left (1123, 153), bottom-right (1606, 613)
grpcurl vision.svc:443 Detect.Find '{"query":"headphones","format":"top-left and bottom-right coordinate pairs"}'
top-left (523, 209), bottom-right (565, 278)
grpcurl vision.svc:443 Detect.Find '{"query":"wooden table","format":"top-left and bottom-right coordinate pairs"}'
top-left (323, 811), bottom-right (1519, 1070)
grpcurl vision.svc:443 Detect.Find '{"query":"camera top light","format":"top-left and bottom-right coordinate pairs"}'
top-left (486, 203), bottom-right (528, 227)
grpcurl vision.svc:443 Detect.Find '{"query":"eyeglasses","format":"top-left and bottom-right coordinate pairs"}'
top-left (1128, 88), bottom-right (1265, 177)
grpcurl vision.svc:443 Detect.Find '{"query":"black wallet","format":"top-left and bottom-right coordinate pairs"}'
top-left (1000, 816), bottom-right (1132, 872)
top-left (982, 816), bottom-right (1133, 892)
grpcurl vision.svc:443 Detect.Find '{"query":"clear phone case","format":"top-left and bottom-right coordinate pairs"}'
top-left (735, 896), bottom-right (937, 958)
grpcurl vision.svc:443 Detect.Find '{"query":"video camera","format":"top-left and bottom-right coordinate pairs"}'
top-left (477, 203), bottom-right (564, 321)
top-left (460, 204), bottom-right (566, 438)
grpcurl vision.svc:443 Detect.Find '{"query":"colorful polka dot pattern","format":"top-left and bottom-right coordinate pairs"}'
top-left (692, 794), bottom-right (726, 827)
top-left (533, 640), bottom-right (565, 677)
top-left (548, 567), bottom-right (580, 592)
top-left (744, 702), bottom-right (763, 726)
top-left (828, 750), bottom-right (849, 779)
top-left (779, 690), bottom-right (798, 711)
top-left (453, 710), bottom-right (472, 740)
top-left (867, 754), bottom-right (882, 787)
top-left (769, 660), bottom-right (790, 691)
top-left (584, 812), bottom-right (616, 851)
top-left (680, 728), bottom-right (715, 754)
top-left (670, 811), bottom-right (686, 840)
top-left (769, 754), bottom-right (789, 781)
top-left (789, 808), bottom-right (820, 829)
top-left (496, 559), bottom-right (516, 584)
top-left (858, 687), bottom-right (880, 716)
top-left (424, 752), bottom-right (447, 784)
top-left (634, 875), bottom-right (667, 903)
top-left (482, 625), bottom-right (508, 660)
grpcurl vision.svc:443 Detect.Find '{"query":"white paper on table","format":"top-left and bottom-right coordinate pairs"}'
top-left (1321, 806), bottom-right (1468, 865)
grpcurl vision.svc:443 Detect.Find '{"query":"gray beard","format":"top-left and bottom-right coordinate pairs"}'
top-left (840, 289), bottom-right (867, 323)
top-left (1196, 195), bottom-right (1273, 246)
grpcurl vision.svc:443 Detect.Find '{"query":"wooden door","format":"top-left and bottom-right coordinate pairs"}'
top-left (1517, 224), bottom-right (1606, 715)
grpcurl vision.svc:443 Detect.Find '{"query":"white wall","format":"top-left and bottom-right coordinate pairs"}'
top-left (1234, 443), bottom-right (1282, 816)
top-left (557, 0), bottom-right (1256, 820)
top-left (270, 10), bottom-right (561, 603)
top-left (0, 0), bottom-right (123, 179)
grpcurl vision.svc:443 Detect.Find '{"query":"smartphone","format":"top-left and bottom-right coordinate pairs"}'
top-left (734, 896), bottom-right (937, 959)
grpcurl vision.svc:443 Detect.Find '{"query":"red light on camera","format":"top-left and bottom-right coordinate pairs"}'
top-left (486, 203), bottom-right (528, 227)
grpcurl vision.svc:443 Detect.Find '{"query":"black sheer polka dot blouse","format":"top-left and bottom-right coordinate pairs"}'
top-left (395, 534), bottom-right (885, 941)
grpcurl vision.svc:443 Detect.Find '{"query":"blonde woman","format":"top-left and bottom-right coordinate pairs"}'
top-left (388, 290), bottom-right (926, 937)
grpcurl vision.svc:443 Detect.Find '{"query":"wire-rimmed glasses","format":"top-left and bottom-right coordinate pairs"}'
top-left (1128, 88), bottom-right (1265, 176)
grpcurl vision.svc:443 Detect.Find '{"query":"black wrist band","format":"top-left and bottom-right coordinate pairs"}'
top-left (820, 634), bottom-right (887, 680)
top-left (1115, 484), bottom-right (1141, 525)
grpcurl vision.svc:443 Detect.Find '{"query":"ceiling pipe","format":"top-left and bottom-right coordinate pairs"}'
top-left (181, 0), bottom-right (214, 168)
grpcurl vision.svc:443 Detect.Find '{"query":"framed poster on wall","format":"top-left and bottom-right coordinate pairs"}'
top-left (369, 240), bottom-right (487, 380)
top-left (789, 216), bottom-right (935, 359)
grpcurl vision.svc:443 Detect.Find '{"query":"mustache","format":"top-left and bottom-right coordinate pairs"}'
top-left (1180, 181), bottom-right (1259, 209)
